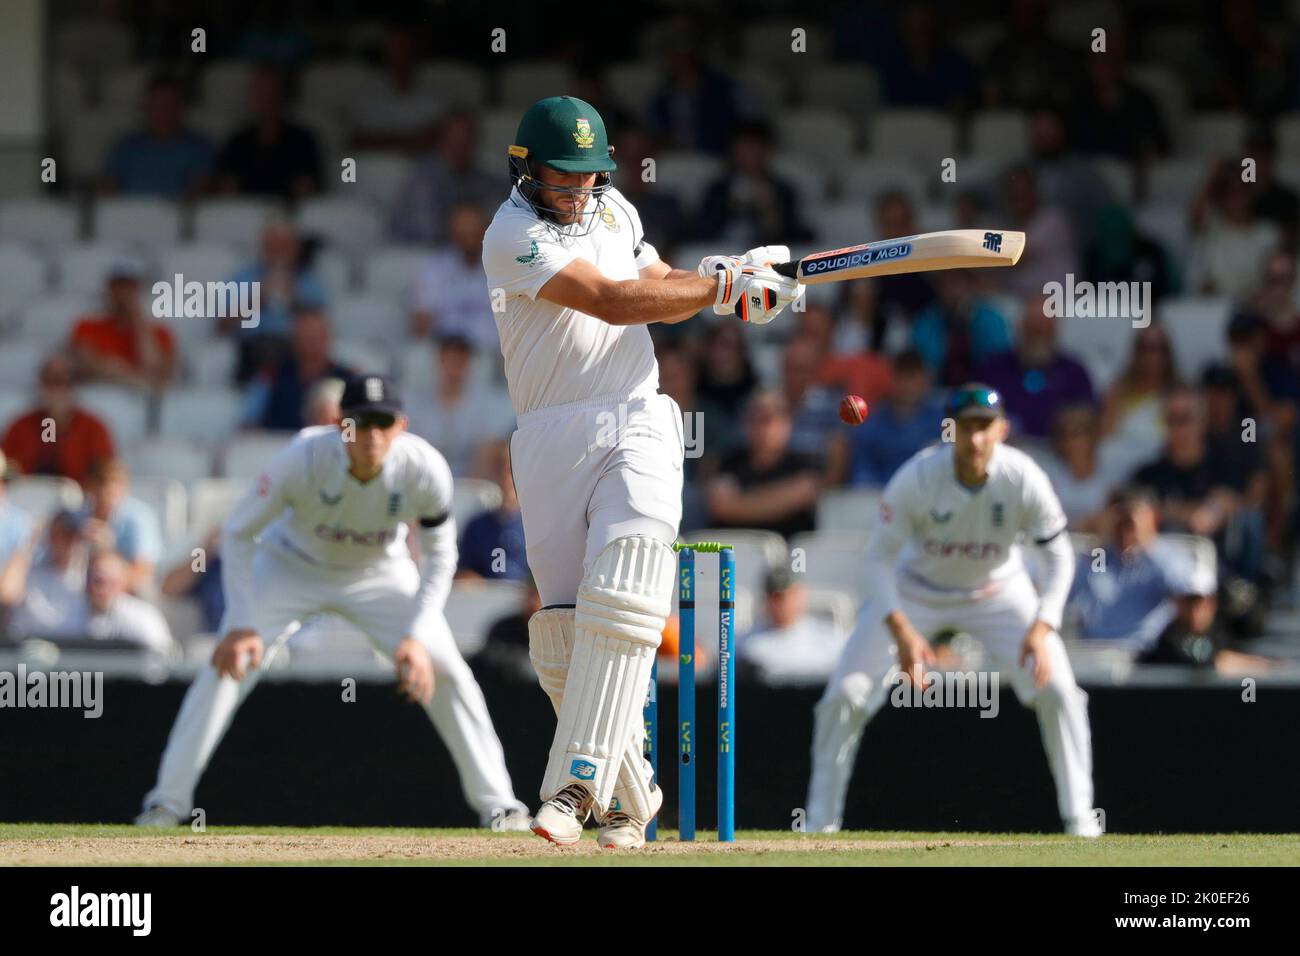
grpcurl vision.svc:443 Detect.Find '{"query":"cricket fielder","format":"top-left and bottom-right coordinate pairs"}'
top-left (136, 375), bottom-right (530, 829)
top-left (805, 384), bottom-right (1099, 836)
top-left (482, 95), bottom-right (801, 847)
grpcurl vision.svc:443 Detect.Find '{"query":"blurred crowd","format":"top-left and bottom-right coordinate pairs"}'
top-left (2, 1), bottom-right (1299, 679)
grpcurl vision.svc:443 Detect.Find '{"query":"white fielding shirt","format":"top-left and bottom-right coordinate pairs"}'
top-left (481, 185), bottom-right (661, 415)
top-left (865, 443), bottom-right (1074, 629)
top-left (220, 426), bottom-right (458, 636)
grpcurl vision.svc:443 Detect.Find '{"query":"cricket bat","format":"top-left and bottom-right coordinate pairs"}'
top-left (771, 229), bottom-right (1025, 284)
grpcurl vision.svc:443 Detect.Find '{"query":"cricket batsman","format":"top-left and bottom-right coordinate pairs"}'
top-left (482, 95), bottom-right (802, 847)
top-left (805, 384), bottom-right (1100, 836)
top-left (136, 374), bottom-right (531, 830)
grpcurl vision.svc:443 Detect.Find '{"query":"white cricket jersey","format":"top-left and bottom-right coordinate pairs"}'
top-left (872, 443), bottom-right (1068, 594)
top-left (481, 185), bottom-right (662, 415)
top-left (220, 426), bottom-right (456, 629)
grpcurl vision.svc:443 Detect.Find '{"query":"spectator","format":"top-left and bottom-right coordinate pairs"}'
top-left (242, 308), bottom-right (353, 432)
top-left (410, 202), bottom-right (499, 350)
top-left (609, 125), bottom-right (687, 252)
top-left (1068, 488), bottom-right (1217, 659)
top-left (998, 165), bottom-right (1079, 296)
top-left (101, 74), bottom-right (214, 199)
top-left (69, 260), bottom-right (178, 390)
top-left (975, 297), bottom-right (1094, 440)
top-left (348, 25), bottom-right (444, 151)
top-left (1238, 253), bottom-right (1300, 416)
top-left (842, 191), bottom-right (938, 351)
top-left (1099, 323), bottom-right (1181, 475)
top-left (456, 440), bottom-right (527, 582)
top-left (737, 567), bottom-right (846, 686)
top-left (405, 335), bottom-right (514, 477)
top-left (706, 391), bottom-right (822, 540)
top-left (225, 219), bottom-right (328, 383)
top-left (694, 322), bottom-right (760, 442)
top-left (912, 269), bottom-right (1011, 387)
top-left (1, 355), bottom-right (115, 485)
top-left (0, 454), bottom-right (33, 616)
top-left (1039, 404), bottom-right (1129, 533)
top-left (1073, 30), bottom-right (1170, 161)
top-left (875, 1), bottom-right (978, 111)
top-left (1187, 159), bottom-right (1280, 301)
top-left (1243, 126), bottom-right (1299, 252)
top-left (1027, 102), bottom-right (1116, 249)
top-left (655, 343), bottom-right (719, 530)
top-left (215, 65), bottom-right (322, 200)
top-left (1083, 204), bottom-right (1173, 304)
top-left (78, 459), bottom-right (163, 595)
top-left (697, 120), bottom-right (812, 247)
top-left (390, 110), bottom-right (499, 245)
top-left (159, 527), bottom-right (224, 635)
top-left (781, 337), bottom-right (849, 483)
top-left (6, 510), bottom-right (91, 638)
top-left (302, 376), bottom-right (345, 427)
top-left (647, 38), bottom-right (754, 155)
top-left (848, 350), bottom-right (944, 487)
top-left (797, 305), bottom-right (892, 407)
top-left (981, 0), bottom-right (1082, 108)
top-left (10, 550), bottom-right (174, 654)
top-left (1131, 387), bottom-right (1267, 582)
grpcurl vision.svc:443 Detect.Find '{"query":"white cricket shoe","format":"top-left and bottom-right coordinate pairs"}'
top-left (1066, 815), bottom-right (1104, 838)
top-left (530, 784), bottom-right (593, 845)
top-left (487, 808), bottom-right (534, 832)
top-left (597, 785), bottom-right (664, 850)
top-left (134, 806), bottom-right (182, 827)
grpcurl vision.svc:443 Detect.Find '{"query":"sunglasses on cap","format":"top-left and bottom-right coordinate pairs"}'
top-left (945, 386), bottom-right (1004, 419)
top-left (348, 411), bottom-right (398, 430)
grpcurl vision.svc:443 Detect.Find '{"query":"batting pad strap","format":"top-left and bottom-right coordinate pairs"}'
top-left (541, 536), bottom-right (675, 810)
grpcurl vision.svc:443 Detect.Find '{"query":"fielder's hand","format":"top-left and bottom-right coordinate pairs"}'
top-left (887, 613), bottom-right (936, 690)
top-left (395, 637), bottom-right (435, 705)
top-left (1018, 620), bottom-right (1054, 689)
top-left (213, 628), bottom-right (264, 680)
top-left (697, 244), bottom-right (792, 277)
top-left (712, 262), bottom-right (803, 324)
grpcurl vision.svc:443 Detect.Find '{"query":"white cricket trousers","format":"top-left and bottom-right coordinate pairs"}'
top-left (143, 543), bottom-right (526, 823)
top-left (806, 571), bottom-right (1095, 831)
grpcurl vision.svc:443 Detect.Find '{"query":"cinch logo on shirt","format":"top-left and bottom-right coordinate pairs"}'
top-left (923, 539), bottom-right (1004, 559)
top-left (313, 524), bottom-right (397, 546)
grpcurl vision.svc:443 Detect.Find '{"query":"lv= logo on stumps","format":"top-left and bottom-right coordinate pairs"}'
top-left (644, 542), bottom-right (736, 842)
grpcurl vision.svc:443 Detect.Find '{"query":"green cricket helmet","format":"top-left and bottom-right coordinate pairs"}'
top-left (508, 95), bottom-right (617, 232)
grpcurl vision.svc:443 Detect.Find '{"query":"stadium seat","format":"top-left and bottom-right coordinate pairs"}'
top-left (123, 437), bottom-right (213, 485)
top-left (77, 384), bottom-right (149, 443)
top-left (53, 18), bottom-right (133, 72)
top-left (6, 476), bottom-right (83, 519)
top-left (1056, 308), bottom-right (1139, 392)
top-left (1144, 24), bottom-right (1201, 71)
top-left (477, 109), bottom-right (521, 171)
top-left (15, 294), bottom-right (99, 344)
top-left (0, 340), bottom-right (48, 389)
top-left (155, 242), bottom-right (241, 287)
top-left (416, 61), bottom-right (488, 108)
top-left (130, 474), bottom-right (188, 548)
top-left (771, 151), bottom-right (831, 206)
top-left (1159, 297), bottom-right (1233, 381)
top-left (777, 112), bottom-right (857, 168)
top-left (186, 337), bottom-right (238, 387)
top-left (62, 107), bottom-right (133, 183)
top-left (450, 477), bottom-right (503, 529)
top-left (300, 60), bottom-right (384, 119)
top-left (1143, 158), bottom-right (1206, 206)
top-left (92, 197), bottom-right (183, 245)
top-left (349, 152), bottom-right (414, 210)
top-left (1129, 65), bottom-right (1188, 136)
top-left (968, 110), bottom-right (1030, 160)
top-left (916, 201), bottom-right (957, 232)
top-left (99, 63), bottom-right (152, 108)
top-left (0, 387), bottom-right (30, 435)
top-left (0, 245), bottom-right (51, 313)
top-left (651, 152), bottom-right (724, 211)
top-left (805, 589), bottom-right (858, 637)
top-left (332, 338), bottom-right (390, 377)
top-left (192, 198), bottom-right (283, 252)
top-left (314, 246), bottom-right (355, 300)
top-left (808, 199), bottom-right (870, 246)
top-left (1277, 112), bottom-right (1300, 160)
top-left (158, 388), bottom-right (243, 441)
top-left (800, 64), bottom-right (879, 121)
top-left (220, 433), bottom-right (291, 480)
top-left (294, 106), bottom-right (345, 171)
top-left (296, 197), bottom-right (384, 252)
top-left (360, 246), bottom-right (427, 301)
top-left (187, 107), bottom-right (243, 148)
top-left (188, 477), bottom-right (246, 539)
top-left (870, 110), bottom-right (957, 160)
top-left (734, 66), bottom-right (789, 116)
top-left (1134, 203), bottom-right (1193, 267)
top-left (0, 199), bottom-right (80, 246)
top-left (838, 156), bottom-right (930, 206)
top-left (605, 62), bottom-right (660, 115)
top-left (55, 242), bottom-right (140, 296)
top-left (332, 294), bottom-right (408, 341)
top-left (1046, 0), bottom-right (1118, 49)
top-left (199, 59), bottom-right (255, 109)
top-left (815, 488), bottom-right (882, 535)
top-left (1184, 113), bottom-right (1247, 158)
top-left (498, 62), bottom-right (576, 109)
top-left (788, 530), bottom-right (870, 602)
top-left (443, 580), bottom-right (526, 655)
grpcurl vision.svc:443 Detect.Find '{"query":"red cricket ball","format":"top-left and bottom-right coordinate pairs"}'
top-left (839, 394), bottom-right (870, 426)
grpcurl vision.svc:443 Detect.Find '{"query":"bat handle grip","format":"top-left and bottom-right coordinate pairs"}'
top-left (771, 259), bottom-right (799, 279)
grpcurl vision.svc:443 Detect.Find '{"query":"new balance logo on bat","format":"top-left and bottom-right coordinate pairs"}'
top-left (804, 242), bottom-right (913, 276)
top-left (983, 232), bottom-right (1002, 252)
